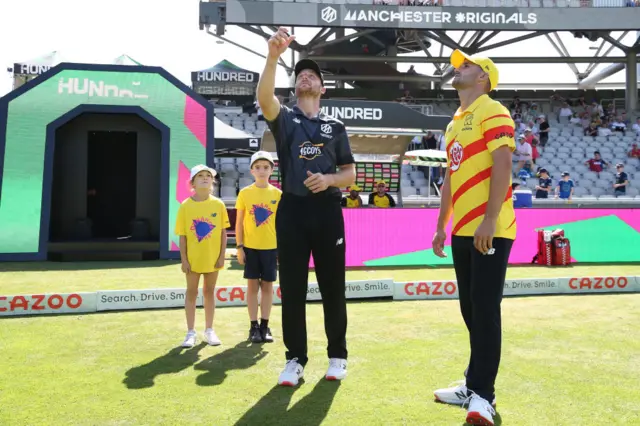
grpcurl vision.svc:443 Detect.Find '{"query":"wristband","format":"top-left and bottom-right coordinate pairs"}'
top-left (237, 245), bottom-right (244, 249)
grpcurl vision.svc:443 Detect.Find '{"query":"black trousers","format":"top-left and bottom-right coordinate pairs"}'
top-left (451, 236), bottom-right (513, 402)
top-left (276, 194), bottom-right (348, 366)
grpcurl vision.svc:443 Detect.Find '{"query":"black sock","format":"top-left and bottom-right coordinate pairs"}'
top-left (260, 319), bottom-right (269, 328)
top-left (251, 320), bottom-right (259, 328)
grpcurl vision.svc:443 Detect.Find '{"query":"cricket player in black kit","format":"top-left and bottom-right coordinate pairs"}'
top-left (257, 27), bottom-right (356, 387)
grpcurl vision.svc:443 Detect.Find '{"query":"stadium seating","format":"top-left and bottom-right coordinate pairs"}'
top-left (213, 94), bottom-right (639, 203)
top-left (524, 124), bottom-right (639, 199)
top-left (215, 111), bottom-right (267, 138)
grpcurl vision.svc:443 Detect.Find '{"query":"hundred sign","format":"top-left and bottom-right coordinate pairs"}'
top-left (206, 1), bottom-right (640, 31)
top-left (192, 71), bottom-right (256, 83)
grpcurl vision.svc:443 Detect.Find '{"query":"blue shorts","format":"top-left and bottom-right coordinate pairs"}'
top-left (243, 248), bottom-right (278, 282)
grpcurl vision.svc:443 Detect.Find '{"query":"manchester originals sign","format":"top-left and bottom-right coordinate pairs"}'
top-left (216, 1), bottom-right (640, 30)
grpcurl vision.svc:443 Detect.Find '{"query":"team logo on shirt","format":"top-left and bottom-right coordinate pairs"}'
top-left (462, 114), bottom-right (474, 131)
top-left (299, 141), bottom-right (324, 160)
top-left (321, 124), bottom-right (332, 134)
top-left (250, 204), bottom-right (274, 227)
top-left (191, 217), bottom-right (215, 242)
top-left (449, 141), bottom-right (464, 172)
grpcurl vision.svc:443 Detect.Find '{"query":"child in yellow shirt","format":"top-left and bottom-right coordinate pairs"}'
top-left (235, 151), bottom-right (282, 343)
top-left (175, 164), bottom-right (229, 347)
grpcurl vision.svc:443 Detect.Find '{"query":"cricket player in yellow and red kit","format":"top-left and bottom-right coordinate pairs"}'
top-left (432, 49), bottom-right (517, 426)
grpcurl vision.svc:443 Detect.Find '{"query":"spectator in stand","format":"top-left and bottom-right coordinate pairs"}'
top-left (585, 121), bottom-right (599, 137)
top-left (598, 122), bottom-right (613, 137)
top-left (611, 116), bottom-right (627, 135)
top-left (629, 143), bottom-right (640, 159)
top-left (509, 96), bottom-right (522, 111)
top-left (514, 118), bottom-right (527, 134)
top-left (591, 113), bottom-right (603, 127)
top-left (580, 112), bottom-right (591, 131)
top-left (555, 171), bottom-right (574, 200)
top-left (527, 120), bottom-right (538, 135)
top-left (524, 103), bottom-right (539, 123)
top-left (400, 90), bottom-right (414, 103)
top-left (605, 102), bottom-right (616, 119)
top-left (368, 180), bottom-right (396, 208)
top-left (421, 131), bottom-right (446, 185)
top-left (569, 112), bottom-right (581, 126)
top-left (517, 161), bottom-right (534, 184)
top-left (558, 102), bottom-right (573, 120)
top-left (535, 168), bottom-right (553, 199)
top-left (620, 112), bottom-right (630, 126)
top-left (537, 115), bottom-right (550, 147)
top-left (341, 185), bottom-right (363, 208)
top-left (632, 118), bottom-right (640, 136)
top-left (585, 151), bottom-right (610, 177)
top-left (590, 100), bottom-right (604, 118)
top-left (613, 163), bottom-right (629, 197)
top-left (523, 128), bottom-right (540, 165)
top-left (512, 107), bottom-right (522, 122)
top-left (572, 96), bottom-right (588, 111)
top-left (515, 135), bottom-right (533, 171)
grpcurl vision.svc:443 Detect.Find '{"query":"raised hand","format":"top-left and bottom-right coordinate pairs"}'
top-left (268, 27), bottom-right (295, 59)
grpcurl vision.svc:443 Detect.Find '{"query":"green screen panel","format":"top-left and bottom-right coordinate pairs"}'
top-left (0, 68), bottom-right (207, 255)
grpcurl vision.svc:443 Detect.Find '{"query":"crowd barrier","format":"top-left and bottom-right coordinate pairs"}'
top-left (1, 275), bottom-right (638, 317)
top-left (327, 208), bottom-right (640, 267)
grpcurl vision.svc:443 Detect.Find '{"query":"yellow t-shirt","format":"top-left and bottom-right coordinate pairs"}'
top-left (174, 195), bottom-right (230, 273)
top-left (446, 94), bottom-right (517, 240)
top-left (235, 183), bottom-right (282, 250)
top-left (369, 193), bottom-right (395, 208)
top-left (372, 195), bottom-right (390, 208)
top-left (342, 196), bottom-right (362, 208)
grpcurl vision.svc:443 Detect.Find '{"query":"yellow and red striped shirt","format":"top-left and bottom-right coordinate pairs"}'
top-left (445, 94), bottom-right (517, 240)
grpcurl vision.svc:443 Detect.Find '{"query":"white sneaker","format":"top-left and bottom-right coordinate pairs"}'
top-left (204, 328), bottom-right (221, 346)
top-left (325, 358), bottom-right (347, 381)
top-left (278, 358), bottom-right (304, 387)
top-left (181, 330), bottom-right (196, 348)
top-left (465, 393), bottom-right (496, 426)
top-left (433, 381), bottom-right (496, 407)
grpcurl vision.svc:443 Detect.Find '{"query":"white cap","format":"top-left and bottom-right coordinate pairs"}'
top-left (250, 151), bottom-right (275, 168)
top-left (189, 164), bottom-right (217, 181)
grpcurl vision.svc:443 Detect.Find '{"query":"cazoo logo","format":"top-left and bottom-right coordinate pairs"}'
top-left (321, 6), bottom-right (338, 24)
top-left (299, 141), bottom-right (323, 160)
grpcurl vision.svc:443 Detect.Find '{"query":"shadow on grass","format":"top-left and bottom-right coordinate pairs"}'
top-left (463, 412), bottom-right (502, 426)
top-left (122, 342), bottom-right (207, 389)
top-left (0, 260), bottom-right (179, 272)
top-left (234, 379), bottom-right (341, 426)
top-left (194, 341), bottom-right (268, 386)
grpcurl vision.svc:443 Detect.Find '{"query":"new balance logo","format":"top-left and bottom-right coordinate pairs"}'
top-left (485, 248), bottom-right (495, 255)
top-left (455, 391), bottom-right (468, 400)
top-left (336, 238), bottom-right (343, 246)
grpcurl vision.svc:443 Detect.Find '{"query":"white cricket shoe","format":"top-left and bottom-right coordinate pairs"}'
top-left (465, 393), bottom-right (497, 426)
top-left (181, 330), bottom-right (197, 348)
top-left (278, 358), bottom-right (304, 387)
top-left (325, 358), bottom-right (347, 381)
top-left (204, 328), bottom-right (221, 346)
top-left (434, 381), bottom-right (496, 407)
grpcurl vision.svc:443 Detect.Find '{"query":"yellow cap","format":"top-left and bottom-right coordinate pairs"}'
top-left (376, 180), bottom-right (387, 186)
top-left (350, 184), bottom-right (361, 191)
top-left (450, 49), bottom-right (499, 91)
